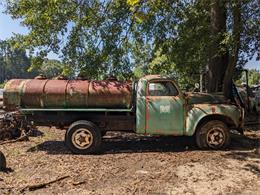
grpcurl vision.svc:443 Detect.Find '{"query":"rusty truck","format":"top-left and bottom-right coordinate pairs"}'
top-left (0, 75), bottom-right (244, 154)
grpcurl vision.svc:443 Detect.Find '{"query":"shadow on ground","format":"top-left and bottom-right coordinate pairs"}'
top-left (29, 129), bottom-right (44, 137)
top-left (27, 135), bottom-right (196, 155)
top-left (27, 132), bottom-right (259, 155)
top-left (229, 133), bottom-right (259, 150)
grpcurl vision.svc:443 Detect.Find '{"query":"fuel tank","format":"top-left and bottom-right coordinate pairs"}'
top-left (3, 79), bottom-right (133, 111)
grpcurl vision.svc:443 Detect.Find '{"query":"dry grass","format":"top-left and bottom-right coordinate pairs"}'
top-left (0, 126), bottom-right (259, 194)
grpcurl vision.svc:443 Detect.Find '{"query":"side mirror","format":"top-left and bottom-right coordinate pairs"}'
top-left (193, 83), bottom-right (200, 92)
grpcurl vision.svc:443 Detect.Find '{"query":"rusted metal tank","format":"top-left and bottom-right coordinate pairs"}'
top-left (3, 79), bottom-right (133, 111)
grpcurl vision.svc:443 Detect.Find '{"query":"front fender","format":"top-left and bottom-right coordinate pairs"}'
top-left (184, 103), bottom-right (242, 136)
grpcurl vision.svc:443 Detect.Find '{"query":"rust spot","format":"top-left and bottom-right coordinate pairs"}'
top-left (3, 79), bottom-right (26, 111)
top-left (211, 106), bottom-right (216, 113)
top-left (22, 79), bottom-right (49, 108)
top-left (4, 79), bottom-right (133, 110)
top-left (67, 80), bottom-right (89, 107)
top-left (88, 80), bottom-right (132, 108)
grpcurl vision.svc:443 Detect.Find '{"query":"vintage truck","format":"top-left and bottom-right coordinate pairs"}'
top-left (0, 75), bottom-right (244, 154)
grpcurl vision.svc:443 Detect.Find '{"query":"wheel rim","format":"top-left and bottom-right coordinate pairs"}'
top-left (72, 128), bottom-right (93, 149)
top-left (206, 127), bottom-right (225, 148)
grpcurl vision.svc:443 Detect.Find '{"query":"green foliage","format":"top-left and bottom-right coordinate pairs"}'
top-left (38, 59), bottom-right (72, 78)
top-left (0, 39), bottom-right (37, 82)
top-left (127, 0), bottom-right (140, 7)
top-left (236, 69), bottom-right (260, 86)
top-left (147, 48), bottom-right (174, 75)
top-left (3, 0), bottom-right (259, 82)
top-left (0, 82), bottom-right (6, 88)
top-left (248, 69), bottom-right (260, 86)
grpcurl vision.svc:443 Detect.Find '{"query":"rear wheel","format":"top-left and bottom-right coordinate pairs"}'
top-left (196, 120), bottom-right (230, 149)
top-left (65, 120), bottom-right (101, 154)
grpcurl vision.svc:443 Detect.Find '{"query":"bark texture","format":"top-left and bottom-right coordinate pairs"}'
top-left (223, 2), bottom-right (241, 98)
top-left (208, 0), bottom-right (229, 93)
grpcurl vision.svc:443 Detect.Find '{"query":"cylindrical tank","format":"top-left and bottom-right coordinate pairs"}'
top-left (3, 79), bottom-right (133, 111)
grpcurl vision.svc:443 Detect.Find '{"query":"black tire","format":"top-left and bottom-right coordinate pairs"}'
top-left (65, 120), bottom-right (101, 154)
top-left (195, 120), bottom-right (230, 150)
top-left (0, 151), bottom-right (6, 171)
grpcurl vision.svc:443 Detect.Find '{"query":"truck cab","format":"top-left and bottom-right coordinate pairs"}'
top-left (134, 75), bottom-right (244, 149)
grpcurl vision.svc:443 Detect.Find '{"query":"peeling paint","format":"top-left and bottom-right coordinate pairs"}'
top-left (4, 79), bottom-right (133, 110)
top-left (3, 75), bottom-right (243, 138)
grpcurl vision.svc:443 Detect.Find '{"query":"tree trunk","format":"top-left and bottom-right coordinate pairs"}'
top-left (223, 1), bottom-right (241, 99)
top-left (207, 0), bottom-right (229, 93)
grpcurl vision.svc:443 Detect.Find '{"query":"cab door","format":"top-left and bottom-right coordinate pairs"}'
top-left (145, 80), bottom-right (184, 135)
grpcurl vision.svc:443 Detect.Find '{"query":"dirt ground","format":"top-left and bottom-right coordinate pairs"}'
top-left (0, 125), bottom-right (259, 195)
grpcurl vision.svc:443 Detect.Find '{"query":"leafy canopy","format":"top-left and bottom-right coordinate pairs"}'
top-left (4, 0), bottom-right (259, 85)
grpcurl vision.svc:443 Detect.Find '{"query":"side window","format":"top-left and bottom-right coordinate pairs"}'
top-left (148, 81), bottom-right (178, 96)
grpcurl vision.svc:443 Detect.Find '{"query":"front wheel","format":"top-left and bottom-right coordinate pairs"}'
top-left (65, 120), bottom-right (101, 154)
top-left (196, 120), bottom-right (230, 149)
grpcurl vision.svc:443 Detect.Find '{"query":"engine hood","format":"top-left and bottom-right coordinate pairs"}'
top-left (186, 92), bottom-right (227, 104)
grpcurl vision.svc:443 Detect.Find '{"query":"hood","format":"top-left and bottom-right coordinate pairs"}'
top-left (186, 92), bottom-right (227, 104)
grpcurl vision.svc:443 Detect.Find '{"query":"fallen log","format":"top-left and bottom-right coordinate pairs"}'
top-left (21, 175), bottom-right (70, 192)
top-left (0, 135), bottom-right (29, 145)
top-left (72, 180), bottom-right (86, 186)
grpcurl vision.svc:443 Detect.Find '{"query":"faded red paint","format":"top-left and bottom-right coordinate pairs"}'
top-left (44, 80), bottom-right (69, 107)
top-left (88, 80), bottom-right (132, 108)
top-left (22, 79), bottom-right (48, 108)
top-left (67, 80), bottom-right (89, 107)
top-left (4, 79), bottom-right (133, 110)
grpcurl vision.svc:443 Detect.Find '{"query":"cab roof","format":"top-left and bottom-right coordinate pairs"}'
top-left (141, 74), bottom-right (166, 81)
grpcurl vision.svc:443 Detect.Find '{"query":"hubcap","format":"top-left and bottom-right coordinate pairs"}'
top-left (72, 128), bottom-right (93, 149)
top-left (206, 127), bottom-right (225, 148)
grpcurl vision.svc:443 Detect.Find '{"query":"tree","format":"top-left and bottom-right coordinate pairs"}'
top-left (207, 0), bottom-right (228, 93)
top-left (248, 69), bottom-right (260, 86)
top-left (38, 59), bottom-right (72, 78)
top-left (4, 0), bottom-right (259, 95)
top-left (208, 0), bottom-right (242, 98)
top-left (236, 69), bottom-right (260, 86)
top-left (0, 39), bottom-right (36, 83)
